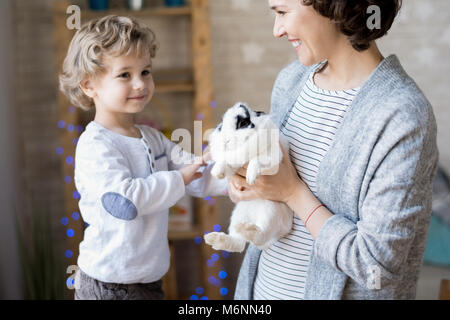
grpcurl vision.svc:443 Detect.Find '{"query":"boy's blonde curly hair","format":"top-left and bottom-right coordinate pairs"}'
top-left (59, 15), bottom-right (158, 111)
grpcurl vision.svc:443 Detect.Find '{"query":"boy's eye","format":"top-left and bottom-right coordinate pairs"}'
top-left (119, 72), bottom-right (130, 79)
top-left (142, 70), bottom-right (151, 76)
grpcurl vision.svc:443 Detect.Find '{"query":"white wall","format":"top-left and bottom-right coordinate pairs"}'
top-left (0, 0), bottom-right (23, 299)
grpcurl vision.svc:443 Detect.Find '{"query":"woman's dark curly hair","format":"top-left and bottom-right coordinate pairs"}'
top-left (302, 0), bottom-right (402, 51)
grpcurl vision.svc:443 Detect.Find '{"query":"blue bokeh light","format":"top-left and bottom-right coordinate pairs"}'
top-left (200, 296), bottom-right (209, 300)
top-left (65, 250), bottom-right (73, 258)
top-left (56, 147), bottom-right (64, 155)
top-left (221, 251), bottom-right (230, 259)
top-left (66, 229), bottom-right (75, 237)
top-left (208, 276), bottom-right (221, 287)
top-left (72, 190), bottom-right (80, 199)
top-left (211, 253), bottom-right (219, 261)
top-left (190, 295), bottom-right (199, 300)
top-left (194, 236), bottom-right (202, 244)
top-left (72, 212), bottom-right (80, 220)
top-left (67, 124), bottom-right (74, 132)
top-left (219, 270), bottom-right (227, 279)
top-left (66, 277), bottom-right (74, 288)
top-left (220, 287), bottom-right (228, 296)
top-left (64, 176), bottom-right (72, 184)
top-left (195, 287), bottom-right (204, 295)
top-left (61, 217), bottom-right (69, 226)
top-left (65, 156), bottom-right (73, 165)
top-left (58, 120), bottom-right (66, 129)
top-left (213, 224), bottom-right (221, 232)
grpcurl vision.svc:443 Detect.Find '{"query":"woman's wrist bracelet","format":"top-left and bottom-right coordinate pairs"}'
top-left (305, 203), bottom-right (325, 227)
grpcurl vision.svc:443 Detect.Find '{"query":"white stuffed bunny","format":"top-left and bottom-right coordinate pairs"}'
top-left (204, 102), bottom-right (293, 252)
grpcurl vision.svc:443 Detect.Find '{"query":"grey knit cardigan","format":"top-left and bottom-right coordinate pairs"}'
top-left (234, 55), bottom-right (439, 300)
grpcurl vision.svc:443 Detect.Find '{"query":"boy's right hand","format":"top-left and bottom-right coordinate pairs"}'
top-left (179, 163), bottom-right (203, 185)
top-left (179, 153), bottom-right (210, 185)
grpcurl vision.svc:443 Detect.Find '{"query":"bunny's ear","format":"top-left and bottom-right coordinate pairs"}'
top-left (236, 115), bottom-right (255, 130)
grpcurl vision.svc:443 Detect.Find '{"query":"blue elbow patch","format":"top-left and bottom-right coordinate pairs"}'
top-left (101, 192), bottom-right (138, 221)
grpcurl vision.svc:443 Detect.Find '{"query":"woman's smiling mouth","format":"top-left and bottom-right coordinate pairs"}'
top-left (290, 40), bottom-right (302, 50)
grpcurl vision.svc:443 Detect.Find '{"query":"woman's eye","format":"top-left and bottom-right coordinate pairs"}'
top-left (277, 11), bottom-right (286, 16)
top-left (119, 72), bottom-right (130, 79)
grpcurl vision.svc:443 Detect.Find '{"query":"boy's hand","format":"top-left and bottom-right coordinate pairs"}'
top-left (179, 163), bottom-right (203, 185)
top-left (179, 153), bottom-right (210, 185)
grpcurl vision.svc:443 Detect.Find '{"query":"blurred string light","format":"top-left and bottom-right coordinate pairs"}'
top-left (65, 156), bottom-right (74, 165)
top-left (66, 277), bottom-right (75, 288)
top-left (204, 196), bottom-right (216, 206)
top-left (58, 120), bottom-right (66, 129)
top-left (66, 229), bottom-right (75, 238)
top-left (65, 250), bottom-right (73, 258)
top-left (61, 217), bottom-right (69, 226)
top-left (192, 222), bottom-right (231, 299)
top-left (56, 106), bottom-right (86, 267)
top-left (191, 100), bottom-right (227, 300)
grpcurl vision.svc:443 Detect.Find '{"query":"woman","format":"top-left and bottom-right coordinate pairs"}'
top-left (230, 0), bottom-right (439, 299)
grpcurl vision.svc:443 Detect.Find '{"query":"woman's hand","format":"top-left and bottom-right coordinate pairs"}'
top-left (227, 145), bottom-right (306, 204)
top-left (227, 145), bottom-right (332, 238)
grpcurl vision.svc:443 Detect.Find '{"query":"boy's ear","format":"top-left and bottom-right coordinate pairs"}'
top-left (80, 77), bottom-right (97, 99)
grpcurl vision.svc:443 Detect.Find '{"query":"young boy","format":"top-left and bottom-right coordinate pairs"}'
top-left (59, 15), bottom-right (227, 300)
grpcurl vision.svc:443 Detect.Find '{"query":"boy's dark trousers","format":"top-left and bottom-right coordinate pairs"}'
top-left (74, 268), bottom-right (164, 300)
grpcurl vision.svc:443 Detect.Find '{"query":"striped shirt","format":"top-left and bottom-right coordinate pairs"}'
top-left (253, 62), bottom-right (360, 300)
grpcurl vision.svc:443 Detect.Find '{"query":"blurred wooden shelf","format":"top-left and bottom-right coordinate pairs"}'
top-left (80, 6), bottom-right (192, 20)
top-left (153, 68), bottom-right (194, 93)
top-left (168, 225), bottom-right (201, 240)
top-left (155, 81), bottom-right (193, 93)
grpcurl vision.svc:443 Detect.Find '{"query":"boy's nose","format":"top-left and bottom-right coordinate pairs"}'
top-left (132, 77), bottom-right (145, 90)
